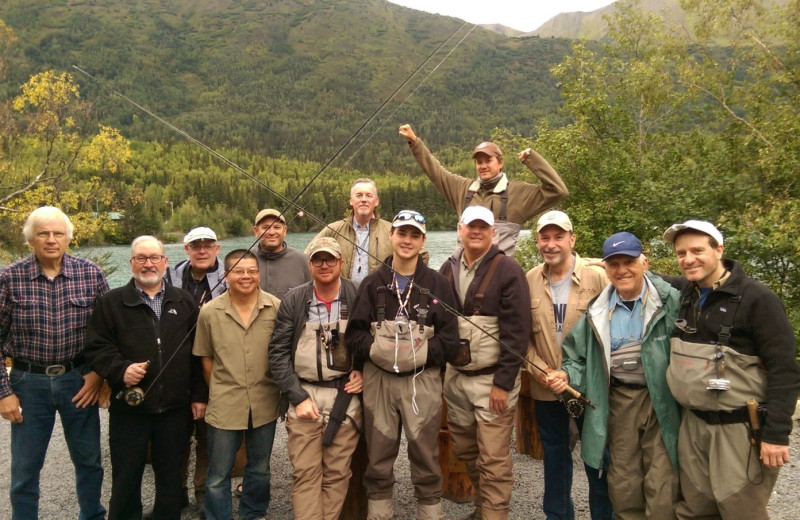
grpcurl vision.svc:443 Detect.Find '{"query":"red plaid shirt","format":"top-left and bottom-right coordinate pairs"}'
top-left (0, 253), bottom-right (109, 397)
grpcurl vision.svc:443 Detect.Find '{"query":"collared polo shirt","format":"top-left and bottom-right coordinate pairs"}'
top-left (193, 290), bottom-right (282, 429)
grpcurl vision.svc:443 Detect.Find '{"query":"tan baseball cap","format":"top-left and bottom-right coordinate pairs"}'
top-left (536, 210), bottom-right (573, 233)
top-left (254, 208), bottom-right (286, 226)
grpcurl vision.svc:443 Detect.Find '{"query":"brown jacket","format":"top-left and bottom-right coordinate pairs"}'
top-left (408, 138), bottom-right (568, 224)
top-left (526, 253), bottom-right (607, 400)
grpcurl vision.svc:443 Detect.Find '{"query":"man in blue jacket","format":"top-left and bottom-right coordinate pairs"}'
top-left (548, 232), bottom-right (681, 520)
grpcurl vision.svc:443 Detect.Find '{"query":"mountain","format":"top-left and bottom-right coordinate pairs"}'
top-left (530, 0), bottom-right (787, 40)
top-left (0, 0), bottom-right (573, 170)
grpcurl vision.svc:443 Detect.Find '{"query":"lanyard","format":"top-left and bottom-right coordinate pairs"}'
top-left (392, 273), bottom-right (414, 319)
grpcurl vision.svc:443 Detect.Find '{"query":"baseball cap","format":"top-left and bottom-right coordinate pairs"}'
top-left (392, 210), bottom-right (426, 235)
top-left (663, 220), bottom-right (724, 245)
top-left (536, 210), bottom-right (573, 233)
top-left (305, 237), bottom-right (342, 258)
top-left (183, 227), bottom-right (217, 244)
top-left (254, 208), bottom-right (287, 226)
top-left (460, 206), bottom-right (494, 226)
top-left (602, 232), bottom-right (643, 260)
top-left (471, 141), bottom-right (503, 160)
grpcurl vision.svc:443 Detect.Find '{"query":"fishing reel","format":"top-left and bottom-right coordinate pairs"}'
top-left (563, 396), bottom-right (585, 419)
top-left (393, 316), bottom-right (410, 335)
top-left (319, 328), bottom-right (340, 350)
top-left (116, 386), bottom-right (145, 406)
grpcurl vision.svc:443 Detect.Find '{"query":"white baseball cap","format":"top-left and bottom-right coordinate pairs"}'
top-left (663, 220), bottom-right (723, 245)
top-left (183, 227), bottom-right (217, 244)
top-left (460, 206), bottom-right (494, 226)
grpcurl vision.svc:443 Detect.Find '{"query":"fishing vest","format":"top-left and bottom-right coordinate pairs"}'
top-left (368, 286), bottom-right (433, 374)
top-left (294, 301), bottom-right (351, 383)
top-left (666, 295), bottom-right (767, 410)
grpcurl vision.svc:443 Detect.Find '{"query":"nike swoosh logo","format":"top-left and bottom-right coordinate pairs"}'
top-left (612, 241), bottom-right (625, 247)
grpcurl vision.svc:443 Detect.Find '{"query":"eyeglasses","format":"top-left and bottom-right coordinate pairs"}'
top-left (229, 268), bottom-right (259, 276)
top-left (393, 210), bottom-right (426, 224)
top-left (674, 319), bottom-right (697, 334)
top-left (311, 257), bottom-right (340, 267)
top-left (187, 242), bottom-right (217, 251)
top-left (131, 255), bottom-right (166, 264)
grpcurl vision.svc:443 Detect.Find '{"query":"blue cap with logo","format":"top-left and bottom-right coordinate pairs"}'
top-left (602, 232), bottom-right (642, 260)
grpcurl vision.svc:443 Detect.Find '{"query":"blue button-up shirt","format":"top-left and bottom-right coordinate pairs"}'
top-left (609, 284), bottom-right (647, 351)
top-left (0, 253), bottom-right (109, 397)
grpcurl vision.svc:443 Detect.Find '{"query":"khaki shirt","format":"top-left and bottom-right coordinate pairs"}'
top-left (193, 290), bottom-right (282, 429)
top-left (526, 254), bottom-right (608, 400)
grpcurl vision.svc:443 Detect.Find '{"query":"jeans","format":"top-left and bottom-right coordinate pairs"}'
top-left (535, 399), bottom-right (614, 520)
top-left (9, 367), bottom-right (105, 520)
top-left (205, 421), bottom-right (277, 520)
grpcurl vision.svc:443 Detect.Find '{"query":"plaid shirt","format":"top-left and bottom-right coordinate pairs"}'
top-left (0, 253), bottom-right (109, 398)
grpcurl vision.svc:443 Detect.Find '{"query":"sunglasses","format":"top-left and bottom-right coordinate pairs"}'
top-left (393, 210), bottom-right (426, 224)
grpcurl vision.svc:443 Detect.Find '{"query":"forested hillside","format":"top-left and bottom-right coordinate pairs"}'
top-left (0, 0), bottom-right (571, 170)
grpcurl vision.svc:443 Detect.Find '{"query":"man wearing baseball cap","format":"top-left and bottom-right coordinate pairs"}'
top-left (249, 208), bottom-right (310, 299)
top-left (526, 210), bottom-right (613, 520)
top-left (163, 226), bottom-right (226, 517)
top-left (398, 124), bottom-right (567, 256)
top-left (547, 232), bottom-right (681, 519)
top-left (438, 206), bottom-right (530, 520)
top-left (661, 220), bottom-right (800, 519)
top-left (269, 237), bottom-right (363, 519)
top-left (346, 210), bottom-right (460, 520)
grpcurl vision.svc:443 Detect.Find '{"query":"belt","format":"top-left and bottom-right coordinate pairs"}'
top-left (301, 376), bottom-right (348, 389)
top-left (690, 407), bottom-right (750, 425)
top-left (456, 365), bottom-right (498, 377)
top-left (610, 376), bottom-right (647, 390)
top-left (12, 357), bottom-right (84, 377)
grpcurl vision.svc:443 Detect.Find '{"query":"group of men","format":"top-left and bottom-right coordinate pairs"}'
top-left (1, 126), bottom-right (797, 520)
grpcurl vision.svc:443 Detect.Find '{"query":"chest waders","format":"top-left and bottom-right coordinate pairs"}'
top-left (462, 188), bottom-right (521, 257)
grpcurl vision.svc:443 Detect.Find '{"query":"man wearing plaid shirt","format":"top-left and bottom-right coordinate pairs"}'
top-left (0, 206), bottom-right (109, 520)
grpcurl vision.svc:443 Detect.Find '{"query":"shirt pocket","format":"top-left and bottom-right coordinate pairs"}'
top-left (65, 297), bottom-right (94, 331)
top-left (530, 298), bottom-right (543, 333)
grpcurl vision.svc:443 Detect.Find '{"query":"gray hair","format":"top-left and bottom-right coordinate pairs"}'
top-left (22, 206), bottom-right (75, 243)
top-left (350, 178), bottom-right (378, 197)
top-left (130, 235), bottom-right (165, 256)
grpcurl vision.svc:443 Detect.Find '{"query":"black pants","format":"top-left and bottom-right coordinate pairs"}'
top-left (108, 407), bottom-right (193, 520)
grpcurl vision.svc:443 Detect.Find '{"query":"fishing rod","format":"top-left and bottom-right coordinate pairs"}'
top-left (73, 21), bottom-right (474, 400)
top-left (76, 26), bottom-right (594, 414)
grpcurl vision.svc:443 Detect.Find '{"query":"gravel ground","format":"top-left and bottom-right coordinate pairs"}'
top-left (1, 409), bottom-right (799, 519)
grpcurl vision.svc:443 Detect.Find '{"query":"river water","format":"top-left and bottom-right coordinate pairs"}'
top-left (75, 230), bottom-right (529, 288)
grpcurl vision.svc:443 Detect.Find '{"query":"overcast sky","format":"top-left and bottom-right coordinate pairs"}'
top-left (387, 0), bottom-right (617, 33)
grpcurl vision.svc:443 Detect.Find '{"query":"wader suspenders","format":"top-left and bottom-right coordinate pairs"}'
top-left (464, 188), bottom-right (508, 222)
top-left (417, 289), bottom-right (429, 332)
top-left (470, 254), bottom-right (504, 316)
top-left (716, 295), bottom-right (742, 348)
top-left (376, 286), bottom-right (386, 328)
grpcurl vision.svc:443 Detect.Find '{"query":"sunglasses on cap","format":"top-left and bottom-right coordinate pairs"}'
top-left (393, 210), bottom-right (426, 224)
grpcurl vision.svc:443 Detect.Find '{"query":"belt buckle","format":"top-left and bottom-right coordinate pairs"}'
top-left (45, 364), bottom-right (67, 377)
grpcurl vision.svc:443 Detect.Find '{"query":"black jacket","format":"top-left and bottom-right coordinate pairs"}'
top-left (84, 279), bottom-right (206, 414)
top-left (665, 259), bottom-right (800, 444)
top-left (269, 279), bottom-right (359, 406)
top-left (346, 256), bottom-right (460, 370)
top-left (439, 245), bottom-right (531, 391)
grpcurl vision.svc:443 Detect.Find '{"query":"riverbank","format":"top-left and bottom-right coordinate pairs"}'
top-left (1, 407), bottom-right (798, 519)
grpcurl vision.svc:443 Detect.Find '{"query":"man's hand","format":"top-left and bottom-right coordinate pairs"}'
top-left (760, 442), bottom-right (791, 468)
top-left (72, 370), bottom-right (104, 408)
top-left (192, 402), bottom-right (207, 421)
top-left (518, 148), bottom-right (533, 161)
top-left (546, 370), bottom-right (569, 394)
top-left (0, 393), bottom-right (23, 424)
top-left (399, 124), bottom-right (417, 144)
top-left (344, 370), bottom-right (363, 394)
top-left (295, 398), bottom-right (320, 420)
top-left (123, 362), bottom-right (148, 387)
top-left (489, 386), bottom-right (509, 415)
top-left (536, 366), bottom-right (554, 388)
